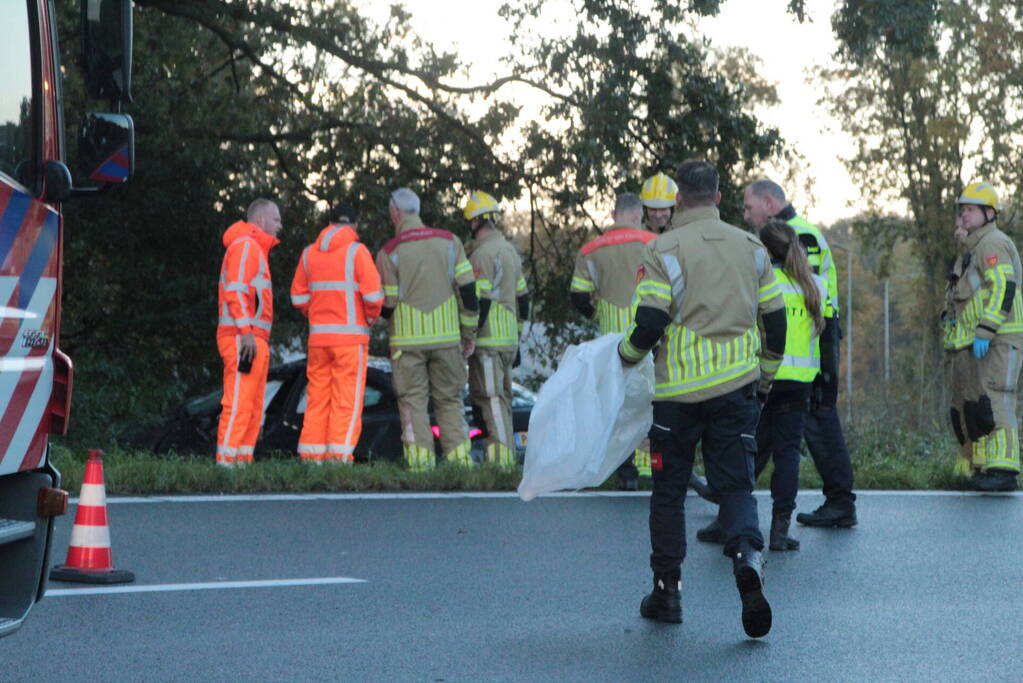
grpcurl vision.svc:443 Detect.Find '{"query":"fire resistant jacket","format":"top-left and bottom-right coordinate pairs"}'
top-left (466, 230), bottom-right (527, 350)
top-left (376, 214), bottom-right (478, 351)
top-left (619, 205), bottom-right (786, 403)
top-left (291, 223), bottom-right (383, 346)
top-left (944, 222), bottom-right (1023, 350)
top-left (218, 221), bottom-right (279, 341)
top-left (570, 223), bottom-right (657, 335)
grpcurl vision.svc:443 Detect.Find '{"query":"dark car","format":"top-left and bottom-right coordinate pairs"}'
top-left (123, 357), bottom-right (535, 463)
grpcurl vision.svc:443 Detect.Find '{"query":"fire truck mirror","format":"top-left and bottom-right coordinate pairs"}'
top-left (81, 0), bottom-right (133, 104)
top-left (43, 161), bottom-right (72, 203)
top-left (79, 112), bottom-right (134, 185)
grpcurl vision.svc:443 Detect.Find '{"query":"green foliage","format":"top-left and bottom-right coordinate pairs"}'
top-left (52, 0), bottom-right (790, 443)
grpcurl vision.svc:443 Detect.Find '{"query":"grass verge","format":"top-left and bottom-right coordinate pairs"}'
top-left (52, 417), bottom-right (979, 496)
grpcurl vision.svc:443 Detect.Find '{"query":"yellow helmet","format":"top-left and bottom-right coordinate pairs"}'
top-left (639, 172), bottom-right (678, 209)
top-left (957, 182), bottom-right (1002, 212)
top-left (463, 191), bottom-right (501, 221)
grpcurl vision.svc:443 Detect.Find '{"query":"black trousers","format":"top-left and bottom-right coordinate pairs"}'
top-left (754, 387), bottom-right (810, 516)
top-left (803, 406), bottom-right (856, 510)
top-left (648, 383), bottom-right (762, 575)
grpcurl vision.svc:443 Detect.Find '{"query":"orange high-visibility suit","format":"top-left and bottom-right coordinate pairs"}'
top-left (291, 224), bottom-right (383, 462)
top-left (216, 221), bottom-right (279, 466)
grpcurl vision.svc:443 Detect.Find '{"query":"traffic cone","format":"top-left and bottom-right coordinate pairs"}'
top-left (50, 449), bottom-right (134, 584)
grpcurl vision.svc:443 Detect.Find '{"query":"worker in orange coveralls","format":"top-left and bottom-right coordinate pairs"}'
top-left (291, 204), bottom-right (383, 463)
top-left (216, 198), bottom-right (282, 467)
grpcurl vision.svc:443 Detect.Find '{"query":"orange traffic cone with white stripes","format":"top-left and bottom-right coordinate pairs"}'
top-left (50, 449), bottom-right (134, 584)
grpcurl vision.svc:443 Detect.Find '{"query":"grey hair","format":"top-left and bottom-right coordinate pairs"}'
top-left (747, 178), bottom-right (787, 204)
top-left (614, 192), bottom-right (643, 218)
top-left (246, 198), bottom-right (276, 222)
top-left (390, 187), bottom-right (420, 215)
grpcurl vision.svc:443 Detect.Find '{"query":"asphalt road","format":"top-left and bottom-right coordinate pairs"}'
top-left (2, 490), bottom-right (1022, 681)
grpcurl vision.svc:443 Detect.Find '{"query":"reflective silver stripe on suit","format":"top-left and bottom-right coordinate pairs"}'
top-left (782, 354), bottom-right (820, 369)
top-left (310, 281), bottom-right (360, 292)
top-left (291, 294), bottom-right (311, 305)
top-left (310, 324), bottom-right (370, 335)
top-left (363, 290), bottom-right (384, 303)
top-left (345, 243), bottom-right (359, 326)
top-left (320, 226), bottom-right (343, 251)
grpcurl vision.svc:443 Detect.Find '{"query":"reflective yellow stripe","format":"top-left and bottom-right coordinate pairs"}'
top-left (384, 284), bottom-right (399, 296)
top-left (392, 297), bottom-right (461, 347)
top-left (454, 260), bottom-right (473, 277)
top-left (476, 279), bottom-right (492, 295)
top-left (596, 299), bottom-right (635, 335)
top-left (656, 325), bottom-right (759, 398)
top-left (758, 280), bottom-right (781, 303)
top-left (619, 334), bottom-right (646, 362)
top-left (571, 276), bottom-right (596, 293)
top-left (516, 277), bottom-right (528, 294)
top-left (478, 302), bottom-right (519, 347)
top-left (636, 281), bottom-right (671, 301)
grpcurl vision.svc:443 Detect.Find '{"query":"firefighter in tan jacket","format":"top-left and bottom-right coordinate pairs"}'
top-left (570, 193), bottom-right (656, 487)
top-left (463, 192), bottom-right (529, 468)
top-left (943, 182), bottom-right (1023, 491)
top-left (375, 188), bottom-right (479, 471)
top-left (618, 160), bottom-right (786, 637)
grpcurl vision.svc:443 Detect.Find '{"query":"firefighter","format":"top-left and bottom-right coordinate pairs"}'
top-left (290, 204), bottom-right (383, 464)
top-left (944, 182), bottom-right (1023, 492)
top-left (639, 172), bottom-right (679, 233)
top-left (742, 179), bottom-right (858, 528)
top-left (570, 192), bottom-right (657, 488)
top-left (619, 160), bottom-right (786, 637)
top-left (697, 219), bottom-right (832, 551)
top-left (463, 192), bottom-right (529, 469)
top-left (375, 188), bottom-right (479, 471)
top-left (216, 198), bottom-right (282, 467)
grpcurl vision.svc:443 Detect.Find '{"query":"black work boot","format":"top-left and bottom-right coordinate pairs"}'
top-left (733, 542), bottom-right (772, 638)
top-left (696, 517), bottom-right (726, 544)
top-left (640, 571), bottom-right (682, 624)
top-left (796, 503), bottom-right (857, 528)
top-left (973, 469), bottom-right (1019, 492)
top-left (769, 512), bottom-right (799, 551)
top-left (689, 473), bottom-right (719, 503)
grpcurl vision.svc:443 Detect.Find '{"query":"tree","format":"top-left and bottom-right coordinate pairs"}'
top-left (819, 0), bottom-right (1023, 425)
top-left (56, 0), bottom-right (800, 444)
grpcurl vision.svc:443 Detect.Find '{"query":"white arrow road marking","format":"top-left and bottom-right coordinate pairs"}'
top-left (46, 576), bottom-right (366, 597)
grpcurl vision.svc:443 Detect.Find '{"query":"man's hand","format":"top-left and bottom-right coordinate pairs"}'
top-left (461, 338), bottom-right (476, 359)
top-left (973, 337), bottom-right (991, 359)
top-left (239, 332), bottom-right (257, 362)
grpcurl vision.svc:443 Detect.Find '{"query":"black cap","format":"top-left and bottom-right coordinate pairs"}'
top-left (328, 203), bottom-right (358, 224)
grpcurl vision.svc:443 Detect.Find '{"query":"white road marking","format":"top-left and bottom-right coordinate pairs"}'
top-left (46, 576), bottom-right (366, 597)
top-left (71, 489), bottom-right (1023, 505)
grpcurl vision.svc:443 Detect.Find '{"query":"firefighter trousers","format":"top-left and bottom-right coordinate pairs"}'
top-left (216, 335), bottom-right (270, 466)
top-left (468, 348), bottom-right (517, 468)
top-left (298, 344), bottom-right (367, 463)
top-left (392, 346), bottom-right (472, 471)
top-left (648, 383), bottom-right (763, 574)
top-left (950, 344), bottom-right (1022, 473)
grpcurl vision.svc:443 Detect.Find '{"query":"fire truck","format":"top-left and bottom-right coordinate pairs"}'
top-left (0, 0), bottom-right (133, 637)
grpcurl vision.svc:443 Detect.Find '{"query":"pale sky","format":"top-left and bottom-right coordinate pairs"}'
top-left (368, 0), bottom-right (858, 226)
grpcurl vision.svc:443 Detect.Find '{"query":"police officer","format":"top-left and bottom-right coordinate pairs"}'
top-left (944, 182), bottom-right (1023, 491)
top-left (463, 191), bottom-right (530, 469)
top-left (570, 193), bottom-right (657, 488)
top-left (375, 188), bottom-right (479, 471)
top-left (619, 160), bottom-right (786, 638)
top-left (742, 179), bottom-right (857, 528)
top-left (639, 172), bottom-right (679, 233)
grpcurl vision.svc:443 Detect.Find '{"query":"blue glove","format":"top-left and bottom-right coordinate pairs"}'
top-left (973, 338), bottom-right (991, 359)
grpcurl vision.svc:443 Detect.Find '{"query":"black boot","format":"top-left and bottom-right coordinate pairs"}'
top-left (733, 543), bottom-right (771, 638)
top-left (689, 473), bottom-right (719, 503)
top-left (796, 503), bottom-right (857, 528)
top-left (769, 512), bottom-right (799, 551)
top-left (696, 517), bottom-right (726, 544)
top-left (640, 570), bottom-right (682, 623)
top-left (973, 469), bottom-right (1019, 492)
